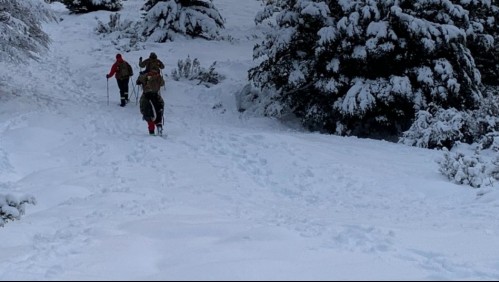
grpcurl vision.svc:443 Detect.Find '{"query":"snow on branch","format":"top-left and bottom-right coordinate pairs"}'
top-left (0, 194), bottom-right (36, 227)
top-left (171, 55), bottom-right (225, 87)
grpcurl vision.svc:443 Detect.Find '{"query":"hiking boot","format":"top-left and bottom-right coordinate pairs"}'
top-left (149, 130), bottom-right (155, 135)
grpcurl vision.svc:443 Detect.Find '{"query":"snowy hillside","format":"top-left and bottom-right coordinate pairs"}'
top-left (0, 0), bottom-right (499, 280)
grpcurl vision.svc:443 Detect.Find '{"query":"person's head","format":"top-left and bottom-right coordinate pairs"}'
top-left (116, 53), bottom-right (123, 61)
top-left (149, 52), bottom-right (157, 59)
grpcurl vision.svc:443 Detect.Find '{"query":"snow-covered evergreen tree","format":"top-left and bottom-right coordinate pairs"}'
top-left (460, 0), bottom-right (499, 86)
top-left (62, 0), bottom-right (122, 14)
top-left (249, 0), bottom-right (492, 140)
top-left (250, 0), bottom-right (331, 128)
top-left (140, 0), bottom-right (225, 42)
top-left (254, 0), bottom-right (291, 24)
top-left (0, 0), bottom-right (55, 63)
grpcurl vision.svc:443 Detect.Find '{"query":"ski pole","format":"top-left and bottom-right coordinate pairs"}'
top-left (137, 63), bottom-right (144, 105)
top-left (136, 84), bottom-right (140, 105)
top-left (130, 78), bottom-right (137, 105)
top-left (106, 78), bottom-right (109, 106)
top-left (160, 69), bottom-right (166, 90)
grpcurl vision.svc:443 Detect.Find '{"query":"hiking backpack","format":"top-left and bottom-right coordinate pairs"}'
top-left (116, 61), bottom-right (133, 79)
top-left (142, 71), bottom-right (164, 93)
top-left (146, 59), bottom-right (163, 73)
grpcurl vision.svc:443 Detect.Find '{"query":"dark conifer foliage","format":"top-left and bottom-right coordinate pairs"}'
top-left (62, 0), bottom-right (123, 14)
top-left (0, 0), bottom-right (55, 62)
top-left (249, 0), bottom-right (496, 144)
top-left (141, 0), bottom-right (224, 42)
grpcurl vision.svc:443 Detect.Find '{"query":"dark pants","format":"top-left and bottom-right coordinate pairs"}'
top-left (116, 78), bottom-right (130, 105)
top-left (140, 92), bottom-right (164, 132)
top-left (140, 92), bottom-right (165, 133)
top-left (144, 92), bottom-right (164, 123)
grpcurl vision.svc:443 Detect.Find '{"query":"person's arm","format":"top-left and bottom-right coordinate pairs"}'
top-left (106, 62), bottom-right (117, 78)
top-left (159, 60), bottom-right (165, 69)
top-left (139, 58), bottom-right (147, 68)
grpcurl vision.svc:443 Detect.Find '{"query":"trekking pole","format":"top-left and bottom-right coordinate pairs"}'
top-left (136, 84), bottom-right (140, 105)
top-left (106, 78), bottom-right (109, 106)
top-left (160, 69), bottom-right (166, 90)
top-left (130, 78), bottom-right (137, 105)
top-left (137, 63), bottom-right (144, 105)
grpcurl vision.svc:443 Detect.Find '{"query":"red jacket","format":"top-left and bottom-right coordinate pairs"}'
top-left (107, 56), bottom-right (124, 79)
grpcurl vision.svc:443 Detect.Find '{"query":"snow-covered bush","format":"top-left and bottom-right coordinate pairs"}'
top-left (473, 87), bottom-right (499, 139)
top-left (171, 56), bottom-right (224, 87)
top-left (236, 84), bottom-right (265, 114)
top-left (140, 0), bottom-right (225, 42)
top-left (438, 150), bottom-right (487, 188)
top-left (0, 0), bottom-right (55, 63)
top-left (62, 0), bottom-right (122, 14)
top-left (438, 138), bottom-right (499, 189)
top-left (248, 0), bottom-right (491, 141)
top-left (399, 107), bottom-right (476, 149)
top-left (489, 155), bottom-right (499, 182)
top-left (401, 86), bottom-right (499, 149)
top-left (0, 194), bottom-right (36, 227)
top-left (171, 56), bottom-right (201, 80)
top-left (430, 85), bottom-right (499, 189)
top-left (478, 132), bottom-right (499, 153)
top-left (95, 13), bottom-right (142, 51)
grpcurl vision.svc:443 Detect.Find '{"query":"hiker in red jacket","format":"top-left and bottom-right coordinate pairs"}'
top-left (106, 54), bottom-right (133, 107)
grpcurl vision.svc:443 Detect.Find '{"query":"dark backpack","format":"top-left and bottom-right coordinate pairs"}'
top-left (116, 61), bottom-right (133, 79)
top-left (146, 59), bottom-right (163, 73)
top-left (142, 71), bottom-right (164, 93)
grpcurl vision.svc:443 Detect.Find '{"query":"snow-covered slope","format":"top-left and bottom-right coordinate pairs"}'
top-left (0, 0), bottom-right (498, 280)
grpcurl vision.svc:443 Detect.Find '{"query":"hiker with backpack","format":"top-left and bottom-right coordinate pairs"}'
top-left (137, 69), bottom-right (165, 136)
top-left (106, 53), bottom-right (134, 107)
top-left (139, 52), bottom-right (165, 74)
